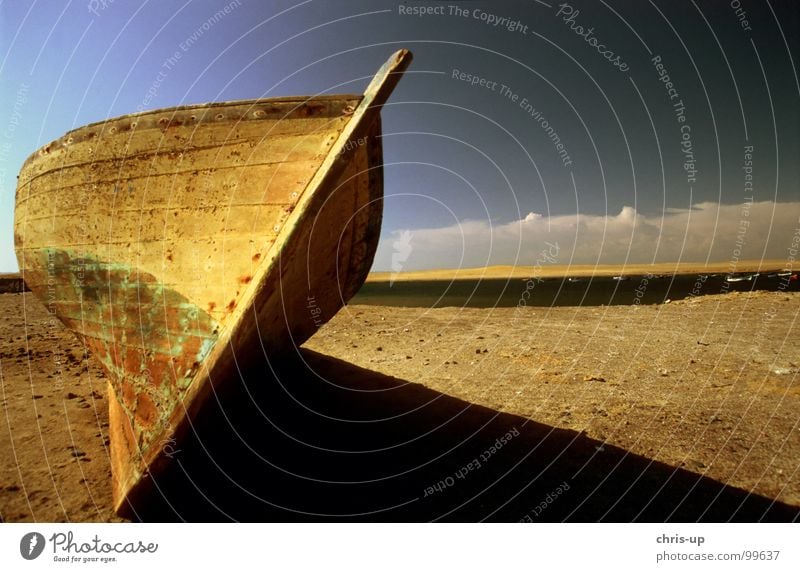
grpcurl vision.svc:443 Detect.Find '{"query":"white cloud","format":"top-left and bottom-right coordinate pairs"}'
top-left (372, 201), bottom-right (800, 270)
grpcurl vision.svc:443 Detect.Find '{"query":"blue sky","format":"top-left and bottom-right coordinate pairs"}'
top-left (2, 0), bottom-right (799, 272)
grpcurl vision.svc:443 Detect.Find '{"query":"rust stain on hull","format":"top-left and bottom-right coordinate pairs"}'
top-left (13, 49), bottom-right (413, 515)
top-left (34, 249), bottom-right (218, 435)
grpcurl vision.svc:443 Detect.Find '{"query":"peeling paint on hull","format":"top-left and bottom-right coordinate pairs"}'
top-left (36, 249), bottom-right (219, 451)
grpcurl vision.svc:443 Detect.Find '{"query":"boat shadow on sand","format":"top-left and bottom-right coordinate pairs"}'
top-left (127, 349), bottom-right (800, 522)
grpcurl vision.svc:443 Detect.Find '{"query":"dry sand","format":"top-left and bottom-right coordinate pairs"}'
top-left (1, 287), bottom-right (798, 521)
top-left (309, 292), bottom-right (800, 509)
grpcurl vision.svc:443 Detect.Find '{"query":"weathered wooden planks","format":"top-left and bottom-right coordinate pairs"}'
top-left (14, 49), bottom-right (413, 515)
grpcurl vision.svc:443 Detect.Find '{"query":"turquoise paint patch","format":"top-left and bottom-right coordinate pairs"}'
top-left (35, 247), bottom-right (221, 447)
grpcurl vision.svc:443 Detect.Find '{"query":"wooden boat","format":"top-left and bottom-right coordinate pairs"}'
top-left (14, 49), bottom-right (412, 515)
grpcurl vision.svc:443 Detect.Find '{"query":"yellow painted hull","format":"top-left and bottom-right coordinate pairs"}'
top-left (14, 50), bottom-right (412, 515)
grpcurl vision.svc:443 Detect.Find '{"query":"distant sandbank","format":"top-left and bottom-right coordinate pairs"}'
top-left (367, 259), bottom-right (790, 283)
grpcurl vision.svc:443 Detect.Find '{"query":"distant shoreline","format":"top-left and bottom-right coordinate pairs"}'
top-left (367, 259), bottom-right (791, 283)
top-left (3, 259), bottom-right (792, 288)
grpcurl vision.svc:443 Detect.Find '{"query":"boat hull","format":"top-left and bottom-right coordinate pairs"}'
top-left (14, 50), bottom-right (412, 514)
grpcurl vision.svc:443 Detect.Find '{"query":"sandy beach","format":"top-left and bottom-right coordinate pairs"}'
top-left (1, 286), bottom-right (798, 521)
